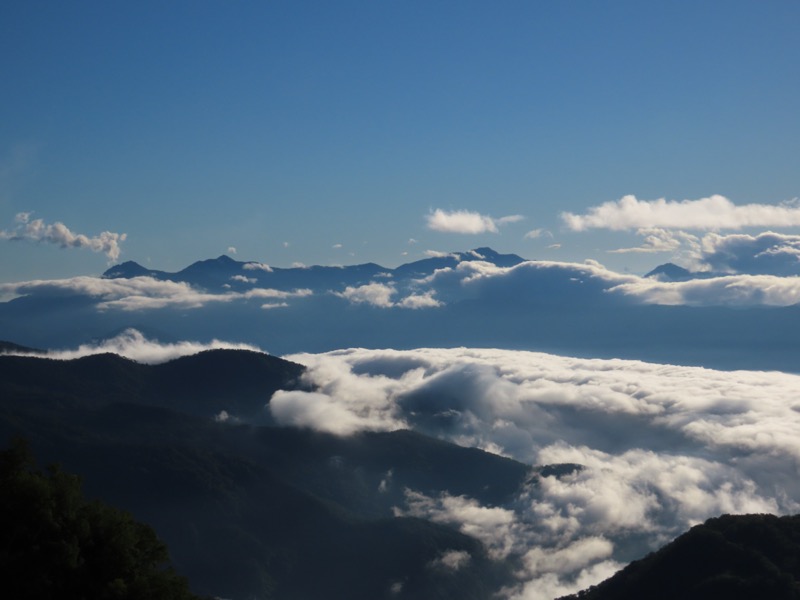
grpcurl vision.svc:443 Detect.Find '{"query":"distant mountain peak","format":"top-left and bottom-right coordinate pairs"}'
top-left (103, 261), bottom-right (160, 279)
top-left (644, 262), bottom-right (694, 281)
top-left (470, 247), bottom-right (498, 257)
top-left (645, 262), bottom-right (718, 282)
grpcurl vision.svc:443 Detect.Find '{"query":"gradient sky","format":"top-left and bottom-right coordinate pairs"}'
top-left (2, 0), bottom-right (800, 282)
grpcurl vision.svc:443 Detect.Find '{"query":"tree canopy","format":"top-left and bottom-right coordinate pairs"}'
top-left (0, 438), bottom-right (201, 600)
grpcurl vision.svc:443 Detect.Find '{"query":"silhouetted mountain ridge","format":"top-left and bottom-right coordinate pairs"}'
top-left (560, 513), bottom-right (800, 600)
top-left (101, 247), bottom-right (527, 292)
top-left (0, 347), bottom-right (532, 599)
top-left (0, 348), bottom-right (304, 422)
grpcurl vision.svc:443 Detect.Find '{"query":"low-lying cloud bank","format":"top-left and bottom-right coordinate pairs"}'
top-left (1, 328), bottom-right (263, 364)
top-left (4, 250), bottom-right (800, 310)
top-left (414, 258), bottom-right (800, 307)
top-left (0, 275), bottom-right (313, 310)
top-left (276, 347), bottom-right (800, 598)
top-left (562, 195), bottom-right (800, 231)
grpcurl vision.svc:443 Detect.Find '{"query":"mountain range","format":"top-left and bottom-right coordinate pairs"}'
top-left (3, 248), bottom-right (800, 372)
top-left (102, 247), bottom-right (526, 292)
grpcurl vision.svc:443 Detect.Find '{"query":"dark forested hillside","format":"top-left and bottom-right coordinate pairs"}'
top-left (0, 349), bottom-right (530, 599)
top-left (0, 349), bottom-right (304, 421)
top-left (560, 514), bottom-right (800, 600)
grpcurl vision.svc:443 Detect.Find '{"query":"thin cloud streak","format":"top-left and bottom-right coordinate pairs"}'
top-left (1, 328), bottom-right (263, 364)
top-left (0, 275), bottom-right (312, 310)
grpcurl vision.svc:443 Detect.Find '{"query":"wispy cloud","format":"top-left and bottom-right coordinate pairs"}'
top-left (242, 261), bottom-right (273, 272)
top-left (230, 275), bottom-right (256, 284)
top-left (424, 249), bottom-right (458, 259)
top-left (426, 209), bottom-right (524, 234)
top-left (1, 212), bottom-right (127, 260)
top-left (612, 273), bottom-right (800, 306)
top-left (0, 275), bottom-right (312, 310)
top-left (428, 549), bottom-right (471, 572)
top-left (608, 228), bottom-right (688, 254)
top-left (563, 195), bottom-right (800, 231)
top-left (1, 328), bottom-right (263, 364)
top-left (398, 490), bottom-right (518, 559)
top-left (334, 282), bottom-right (442, 309)
top-left (524, 228), bottom-right (552, 240)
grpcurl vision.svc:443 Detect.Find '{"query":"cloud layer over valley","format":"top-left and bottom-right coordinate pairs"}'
top-left (4, 328), bottom-right (800, 598)
top-left (1, 328), bottom-right (262, 364)
top-left (275, 347), bottom-right (800, 598)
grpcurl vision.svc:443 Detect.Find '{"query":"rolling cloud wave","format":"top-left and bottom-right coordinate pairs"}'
top-left (275, 347), bottom-right (800, 598)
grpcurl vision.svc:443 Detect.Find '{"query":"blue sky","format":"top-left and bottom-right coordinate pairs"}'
top-left (2, 0), bottom-right (800, 281)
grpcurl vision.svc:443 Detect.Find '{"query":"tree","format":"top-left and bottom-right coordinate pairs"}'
top-left (0, 438), bottom-right (202, 600)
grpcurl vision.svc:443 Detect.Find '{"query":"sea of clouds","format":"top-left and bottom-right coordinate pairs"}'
top-left (5, 331), bottom-right (800, 599)
top-left (272, 347), bottom-right (800, 599)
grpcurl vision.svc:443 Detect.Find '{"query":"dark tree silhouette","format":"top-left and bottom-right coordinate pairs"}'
top-left (0, 438), bottom-right (202, 600)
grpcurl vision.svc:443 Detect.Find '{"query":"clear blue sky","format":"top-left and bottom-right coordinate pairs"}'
top-left (2, 0), bottom-right (800, 281)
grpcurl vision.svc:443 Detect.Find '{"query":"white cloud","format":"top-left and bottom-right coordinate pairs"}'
top-left (428, 550), bottom-right (471, 572)
top-left (563, 195), bottom-right (800, 232)
top-left (398, 490), bottom-right (518, 559)
top-left (424, 250), bottom-right (459, 259)
top-left (335, 282), bottom-right (396, 308)
top-left (608, 228), bottom-right (688, 254)
top-left (611, 273), bottom-right (800, 306)
top-left (227, 246), bottom-right (237, 255)
top-left (426, 209), bottom-right (523, 234)
top-left (276, 346), bottom-right (800, 596)
top-left (524, 228), bottom-right (552, 240)
top-left (411, 256), bottom-right (800, 308)
top-left (397, 291), bottom-right (442, 309)
top-left (334, 282), bottom-right (441, 309)
top-left (693, 231), bottom-right (800, 275)
top-left (261, 302), bottom-right (289, 310)
top-left (0, 275), bottom-right (312, 310)
top-left (497, 214), bottom-right (525, 225)
top-left (1, 213), bottom-right (126, 260)
top-left (242, 261), bottom-right (273, 272)
top-left (230, 275), bottom-right (256, 284)
top-left (1, 328), bottom-right (263, 364)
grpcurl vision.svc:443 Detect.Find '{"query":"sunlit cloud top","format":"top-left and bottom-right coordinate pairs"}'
top-left (563, 195), bottom-right (800, 232)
